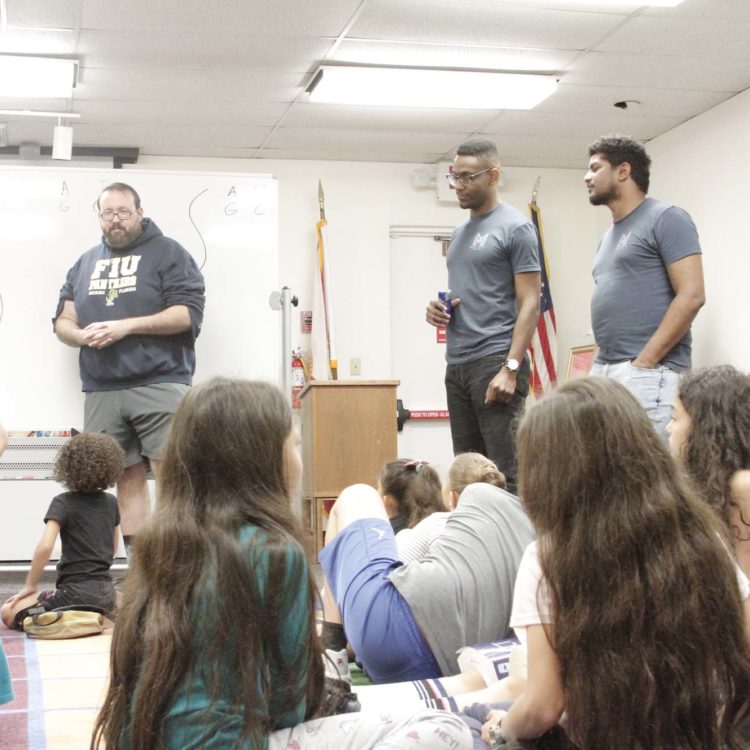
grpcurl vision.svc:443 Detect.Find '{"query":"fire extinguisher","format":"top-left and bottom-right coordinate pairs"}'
top-left (291, 349), bottom-right (308, 409)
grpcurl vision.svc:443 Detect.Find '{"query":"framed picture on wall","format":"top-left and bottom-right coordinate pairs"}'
top-left (567, 345), bottom-right (597, 381)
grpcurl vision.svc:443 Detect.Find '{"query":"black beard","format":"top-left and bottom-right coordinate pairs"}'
top-left (588, 187), bottom-right (616, 206)
top-left (104, 224), bottom-right (143, 248)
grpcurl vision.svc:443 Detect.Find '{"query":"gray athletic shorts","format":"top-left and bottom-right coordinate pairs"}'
top-left (84, 383), bottom-right (189, 467)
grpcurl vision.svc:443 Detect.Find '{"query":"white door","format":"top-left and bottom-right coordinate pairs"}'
top-left (389, 233), bottom-right (455, 480)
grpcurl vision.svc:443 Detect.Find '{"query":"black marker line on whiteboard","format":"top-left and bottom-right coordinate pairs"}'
top-left (188, 189), bottom-right (209, 270)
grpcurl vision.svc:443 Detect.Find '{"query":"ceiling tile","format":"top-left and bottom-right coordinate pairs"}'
top-left (596, 16), bottom-right (750, 59)
top-left (67, 123), bottom-right (273, 148)
top-left (534, 83), bottom-right (733, 119)
top-left (0, 28), bottom-right (78, 55)
top-left (283, 102), bottom-right (496, 132)
top-left (75, 100), bottom-right (289, 127)
top-left (483, 109), bottom-right (682, 140)
top-left (265, 126), bottom-right (461, 153)
top-left (75, 68), bottom-right (306, 103)
top-left (138, 145), bottom-right (260, 158)
top-left (643, 0), bottom-right (750, 20)
top-left (6, 0), bottom-right (79, 29)
top-left (254, 147), bottom-right (444, 163)
top-left (80, 0), bottom-right (363, 36)
top-left (566, 51), bottom-right (750, 91)
top-left (76, 30), bottom-right (331, 72)
top-left (351, 1), bottom-right (630, 50)
top-left (0, 96), bottom-right (75, 112)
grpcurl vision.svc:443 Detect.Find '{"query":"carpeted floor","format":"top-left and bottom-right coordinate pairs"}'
top-left (1, 624), bottom-right (112, 749)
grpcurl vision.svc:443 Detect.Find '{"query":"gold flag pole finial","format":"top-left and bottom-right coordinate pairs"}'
top-left (531, 176), bottom-right (541, 205)
top-left (318, 179), bottom-right (325, 221)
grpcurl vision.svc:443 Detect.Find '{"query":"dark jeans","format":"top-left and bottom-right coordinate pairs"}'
top-left (445, 353), bottom-right (530, 492)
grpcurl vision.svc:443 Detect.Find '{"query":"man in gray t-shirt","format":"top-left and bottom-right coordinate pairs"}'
top-left (585, 135), bottom-right (705, 438)
top-left (426, 139), bottom-right (541, 490)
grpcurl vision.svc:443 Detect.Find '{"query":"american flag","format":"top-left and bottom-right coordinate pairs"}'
top-left (528, 199), bottom-right (557, 396)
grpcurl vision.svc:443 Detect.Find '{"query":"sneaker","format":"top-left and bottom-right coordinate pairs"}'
top-left (323, 647), bottom-right (351, 685)
top-left (323, 677), bottom-right (361, 714)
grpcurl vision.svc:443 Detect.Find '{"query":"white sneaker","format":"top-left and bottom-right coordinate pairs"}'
top-left (323, 647), bottom-right (351, 685)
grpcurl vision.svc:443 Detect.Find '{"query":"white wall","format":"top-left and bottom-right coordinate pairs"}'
top-left (132, 155), bottom-right (599, 385)
top-left (647, 87), bottom-right (750, 371)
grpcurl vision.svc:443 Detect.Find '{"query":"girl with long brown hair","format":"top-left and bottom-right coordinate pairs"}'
top-left (482, 377), bottom-right (750, 750)
top-left (91, 378), bottom-right (471, 750)
top-left (667, 365), bottom-right (750, 579)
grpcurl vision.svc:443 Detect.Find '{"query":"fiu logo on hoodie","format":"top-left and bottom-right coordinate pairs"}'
top-left (88, 255), bottom-right (142, 306)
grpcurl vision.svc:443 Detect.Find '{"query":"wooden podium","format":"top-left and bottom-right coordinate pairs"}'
top-left (299, 380), bottom-right (399, 551)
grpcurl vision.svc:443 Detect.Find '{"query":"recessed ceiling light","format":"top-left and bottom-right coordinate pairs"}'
top-left (307, 66), bottom-right (558, 110)
top-left (0, 55), bottom-right (78, 98)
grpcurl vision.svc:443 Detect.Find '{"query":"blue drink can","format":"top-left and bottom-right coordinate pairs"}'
top-left (438, 289), bottom-right (453, 315)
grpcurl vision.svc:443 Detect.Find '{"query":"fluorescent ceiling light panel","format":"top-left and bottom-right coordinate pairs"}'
top-left (308, 66), bottom-right (558, 110)
top-left (0, 109), bottom-right (81, 118)
top-left (0, 55), bottom-right (78, 98)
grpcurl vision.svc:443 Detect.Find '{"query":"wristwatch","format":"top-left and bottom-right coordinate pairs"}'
top-left (503, 357), bottom-right (520, 372)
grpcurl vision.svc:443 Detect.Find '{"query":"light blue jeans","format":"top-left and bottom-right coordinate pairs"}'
top-left (590, 360), bottom-right (680, 441)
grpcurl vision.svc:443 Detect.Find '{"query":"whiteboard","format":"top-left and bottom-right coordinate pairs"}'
top-left (0, 167), bottom-right (279, 428)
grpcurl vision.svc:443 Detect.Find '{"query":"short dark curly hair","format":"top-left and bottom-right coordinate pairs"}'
top-left (53, 432), bottom-right (125, 493)
top-left (588, 134), bottom-right (651, 194)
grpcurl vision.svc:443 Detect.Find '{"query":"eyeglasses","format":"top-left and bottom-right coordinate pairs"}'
top-left (99, 209), bottom-right (134, 222)
top-left (445, 168), bottom-right (494, 187)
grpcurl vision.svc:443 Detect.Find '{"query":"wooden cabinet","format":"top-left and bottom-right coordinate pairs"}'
top-left (299, 380), bottom-right (399, 551)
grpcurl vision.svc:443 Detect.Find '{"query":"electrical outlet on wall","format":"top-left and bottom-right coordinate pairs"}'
top-left (350, 357), bottom-right (361, 376)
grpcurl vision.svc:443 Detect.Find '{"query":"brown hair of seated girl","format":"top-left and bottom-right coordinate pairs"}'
top-left (483, 376), bottom-right (750, 750)
top-left (668, 365), bottom-right (750, 577)
top-left (378, 459), bottom-right (444, 528)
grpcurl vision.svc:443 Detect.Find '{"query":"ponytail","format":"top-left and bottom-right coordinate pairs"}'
top-left (379, 459), bottom-right (444, 528)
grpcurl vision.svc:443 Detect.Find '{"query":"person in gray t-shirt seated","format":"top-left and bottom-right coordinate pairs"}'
top-left (318, 481), bottom-right (534, 683)
top-left (585, 135), bottom-right (706, 439)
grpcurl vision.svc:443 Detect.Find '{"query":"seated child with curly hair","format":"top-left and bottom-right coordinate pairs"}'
top-left (1, 432), bottom-right (124, 630)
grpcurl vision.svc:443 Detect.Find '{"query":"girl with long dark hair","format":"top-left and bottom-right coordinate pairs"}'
top-left (668, 364), bottom-right (750, 579)
top-left (481, 377), bottom-right (750, 750)
top-left (91, 378), bottom-right (471, 750)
